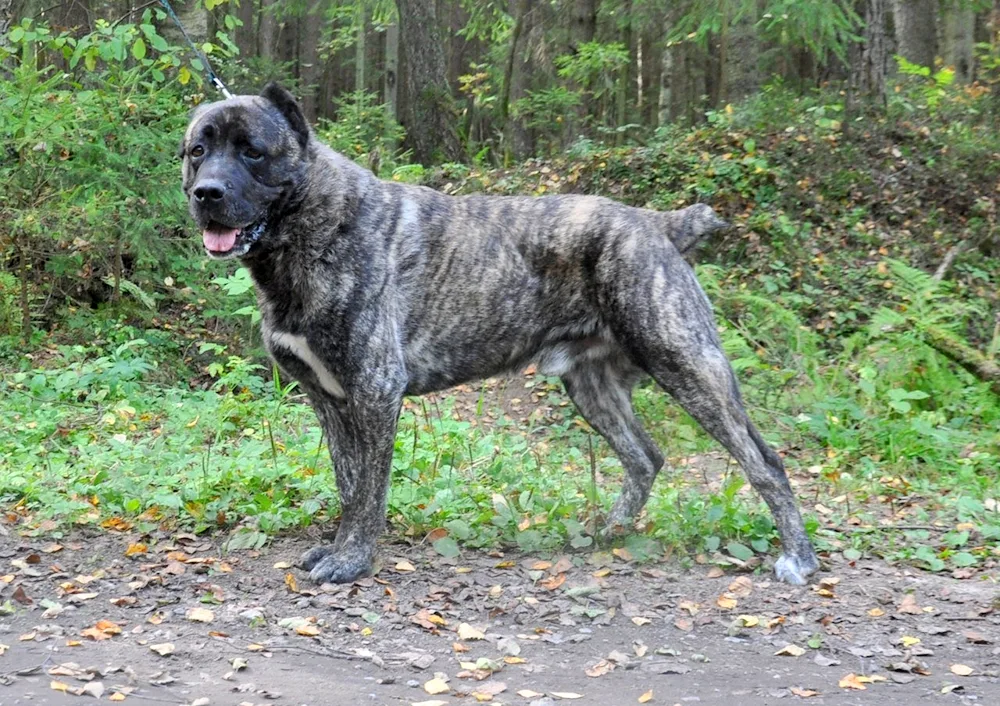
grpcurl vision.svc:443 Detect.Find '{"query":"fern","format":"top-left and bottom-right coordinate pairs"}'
top-left (102, 276), bottom-right (156, 311)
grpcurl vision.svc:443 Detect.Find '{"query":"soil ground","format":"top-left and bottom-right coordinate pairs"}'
top-left (2, 531), bottom-right (999, 706)
top-left (2, 378), bottom-right (999, 706)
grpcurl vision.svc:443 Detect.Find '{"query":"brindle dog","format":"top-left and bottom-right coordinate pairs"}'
top-left (180, 83), bottom-right (820, 585)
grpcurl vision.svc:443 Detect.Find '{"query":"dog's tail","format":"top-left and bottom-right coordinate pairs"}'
top-left (661, 204), bottom-right (728, 255)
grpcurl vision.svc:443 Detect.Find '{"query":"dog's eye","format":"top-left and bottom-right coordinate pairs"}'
top-left (245, 148), bottom-right (264, 161)
top-left (190, 145), bottom-right (205, 158)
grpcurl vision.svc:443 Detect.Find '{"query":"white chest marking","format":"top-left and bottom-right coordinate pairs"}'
top-left (270, 331), bottom-right (346, 399)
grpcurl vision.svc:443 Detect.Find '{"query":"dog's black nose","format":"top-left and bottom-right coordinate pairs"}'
top-left (193, 180), bottom-right (226, 202)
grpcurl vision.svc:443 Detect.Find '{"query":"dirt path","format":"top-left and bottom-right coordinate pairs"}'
top-left (2, 531), bottom-right (998, 706)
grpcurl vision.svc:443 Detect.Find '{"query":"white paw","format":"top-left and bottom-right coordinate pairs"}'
top-left (774, 554), bottom-right (816, 585)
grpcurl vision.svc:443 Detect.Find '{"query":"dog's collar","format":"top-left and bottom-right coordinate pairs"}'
top-left (243, 218), bottom-right (268, 247)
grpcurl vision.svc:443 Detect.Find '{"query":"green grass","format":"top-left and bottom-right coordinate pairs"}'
top-left (2, 84), bottom-right (999, 577)
top-left (2, 256), bottom-right (997, 575)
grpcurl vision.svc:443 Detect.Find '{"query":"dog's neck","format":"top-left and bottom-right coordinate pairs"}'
top-left (242, 144), bottom-right (382, 326)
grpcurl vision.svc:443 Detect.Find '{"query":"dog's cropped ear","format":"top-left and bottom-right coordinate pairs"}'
top-left (261, 82), bottom-right (310, 150)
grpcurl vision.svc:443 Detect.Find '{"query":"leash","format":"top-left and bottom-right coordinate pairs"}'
top-left (157, 0), bottom-right (233, 98)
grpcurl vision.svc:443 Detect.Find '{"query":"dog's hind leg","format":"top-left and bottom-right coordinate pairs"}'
top-left (561, 361), bottom-right (665, 530)
top-left (646, 344), bottom-right (819, 584)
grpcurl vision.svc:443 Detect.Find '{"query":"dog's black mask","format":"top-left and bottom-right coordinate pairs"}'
top-left (180, 83), bottom-right (310, 259)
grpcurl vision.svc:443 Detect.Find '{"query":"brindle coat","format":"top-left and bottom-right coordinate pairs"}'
top-left (180, 84), bottom-right (820, 585)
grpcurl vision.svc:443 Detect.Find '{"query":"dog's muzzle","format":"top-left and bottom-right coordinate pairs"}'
top-left (202, 218), bottom-right (267, 259)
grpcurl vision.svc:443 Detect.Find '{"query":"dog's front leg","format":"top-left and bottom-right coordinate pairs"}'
top-left (300, 378), bottom-right (404, 584)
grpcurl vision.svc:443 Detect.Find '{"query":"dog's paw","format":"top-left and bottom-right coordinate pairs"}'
top-left (300, 545), bottom-right (334, 571)
top-left (307, 549), bottom-right (373, 585)
top-left (774, 553), bottom-right (820, 586)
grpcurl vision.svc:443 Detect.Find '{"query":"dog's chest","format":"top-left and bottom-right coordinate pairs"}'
top-left (256, 285), bottom-right (348, 400)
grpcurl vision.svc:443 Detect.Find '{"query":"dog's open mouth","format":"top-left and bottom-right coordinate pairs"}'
top-left (202, 219), bottom-right (267, 258)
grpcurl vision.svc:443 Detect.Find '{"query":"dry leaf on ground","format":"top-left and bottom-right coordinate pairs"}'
top-left (789, 687), bottom-right (819, 698)
top-left (775, 644), bottom-right (806, 657)
top-left (585, 659), bottom-right (615, 677)
top-left (186, 607), bottom-right (214, 623)
top-left (424, 678), bottom-right (450, 695)
top-left (950, 664), bottom-right (974, 676)
top-left (457, 623), bottom-right (485, 640)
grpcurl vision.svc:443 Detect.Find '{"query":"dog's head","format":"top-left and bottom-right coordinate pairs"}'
top-left (180, 83), bottom-right (310, 259)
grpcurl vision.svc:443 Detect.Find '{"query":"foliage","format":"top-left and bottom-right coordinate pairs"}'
top-left (315, 90), bottom-right (407, 173)
top-left (0, 15), bottom-right (205, 335)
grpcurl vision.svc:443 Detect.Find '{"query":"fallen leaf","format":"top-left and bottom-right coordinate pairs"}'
top-left (964, 630), bottom-right (991, 644)
top-left (81, 681), bottom-right (105, 698)
top-left (612, 547), bottom-right (633, 562)
top-left (950, 664), bottom-right (974, 676)
top-left (678, 600), bottom-right (700, 615)
top-left (775, 644), bottom-right (806, 657)
top-left (12, 586), bottom-right (32, 604)
top-left (737, 614), bottom-right (759, 627)
top-left (0, 643), bottom-right (8, 655)
top-left (109, 693), bottom-right (126, 702)
top-left (295, 624), bottom-right (320, 637)
top-left (273, 561), bottom-right (292, 569)
top-left (470, 681), bottom-right (507, 701)
top-left (897, 594), bottom-right (922, 615)
top-left (412, 702), bottom-right (448, 706)
top-left (551, 692), bottom-right (584, 700)
top-left (186, 607), bottom-right (214, 623)
top-left (540, 573), bottom-right (566, 591)
top-left (518, 690), bottom-right (544, 698)
top-left (285, 573), bottom-right (298, 593)
top-left (638, 690), bottom-right (653, 703)
top-left (789, 687), bottom-right (819, 697)
top-left (423, 677), bottom-right (450, 695)
top-left (80, 620), bottom-right (121, 641)
top-left (232, 658), bottom-right (248, 671)
top-left (51, 681), bottom-right (72, 693)
top-left (585, 659), bottom-right (615, 677)
top-left (631, 617), bottom-right (652, 626)
top-left (457, 623), bottom-right (485, 640)
top-left (149, 643), bottom-right (175, 656)
top-left (125, 543), bottom-right (147, 557)
top-left (867, 607), bottom-right (885, 617)
top-left (838, 673), bottom-right (867, 690)
top-left (706, 566), bottom-right (725, 578)
top-left (716, 595), bottom-right (737, 610)
top-left (727, 576), bottom-right (754, 597)
top-left (395, 560), bottom-right (416, 572)
top-left (900, 635), bottom-right (920, 648)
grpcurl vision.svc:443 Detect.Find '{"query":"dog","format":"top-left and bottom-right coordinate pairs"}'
top-left (180, 83), bottom-right (820, 585)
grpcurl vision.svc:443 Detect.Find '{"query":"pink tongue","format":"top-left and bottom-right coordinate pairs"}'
top-left (203, 227), bottom-right (239, 252)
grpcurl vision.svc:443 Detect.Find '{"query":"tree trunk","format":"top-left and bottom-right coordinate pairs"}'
top-left (639, 25), bottom-right (662, 126)
top-left (235, 0), bottom-right (256, 59)
top-left (258, 0), bottom-right (277, 61)
top-left (299, 0), bottom-right (323, 121)
top-left (568, 0), bottom-right (599, 127)
top-left (615, 0), bottom-right (634, 144)
top-left (384, 21), bottom-right (399, 145)
top-left (721, 2), bottom-right (761, 103)
top-left (395, 0), bottom-right (462, 164)
top-left (849, 0), bottom-right (888, 108)
top-left (502, 0), bottom-right (533, 161)
top-left (0, 0), bottom-right (13, 47)
top-left (569, 0), bottom-right (598, 49)
top-left (941, 1), bottom-right (974, 82)
top-left (355, 2), bottom-right (367, 92)
top-left (892, 0), bottom-right (937, 71)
